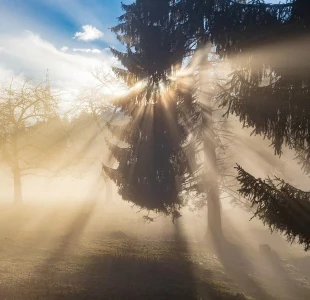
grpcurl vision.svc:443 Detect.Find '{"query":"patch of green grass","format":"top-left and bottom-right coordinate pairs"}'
top-left (0, 236), bottom-right (251, 300)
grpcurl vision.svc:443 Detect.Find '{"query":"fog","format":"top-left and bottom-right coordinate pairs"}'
top-left (1, 2), bottom-right (309, 298)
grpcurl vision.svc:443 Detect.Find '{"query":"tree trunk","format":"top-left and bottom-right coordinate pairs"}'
top-left (199, 51), bottom-right (223, 237)
top-left (13, 168), bottom-right (23, 204)
top-left (203, 113), bottom-right (223, 237)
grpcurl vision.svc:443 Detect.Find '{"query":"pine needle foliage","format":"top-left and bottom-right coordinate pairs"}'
top-left (103, 0), bottom-right (201, 219)
top-left (173, 0), bottom-right (310, 247)
top-left (210, 0), bottom-right (310, 248)
top-left (236, 165), bottom-right (310, 251)
top-left (174, 0), bottom-right (310, 156)
top-left (211, 0), bottom-right (310, 156)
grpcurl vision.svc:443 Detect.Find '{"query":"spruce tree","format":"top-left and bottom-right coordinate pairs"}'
top-left (103, 0), bottom-right (200, 219)
top-left (157, 0), bottom-right (309, 246)
top-left (236, 165), bottom-right (310, 251)
top-left (213, 0), bottom-right (310, 249)
top-left (176, 1), bottom-right (309, 155)
top-left (105, 0), bottom-right (310, 245)
top-left (178, 0), bottom-right (310, 248)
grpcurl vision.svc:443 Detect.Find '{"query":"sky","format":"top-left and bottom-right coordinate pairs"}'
top-left (0, 0), bottom-right (281, 108)
top-left (0, 0), bottom-right (133, 109)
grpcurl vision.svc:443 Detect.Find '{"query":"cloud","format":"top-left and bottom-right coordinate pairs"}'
top-left (60, 46), bottom-right (69, 52)
top-left (92, 49), bottom-right (101, 54)
top-left (0, 31), bottom-right (119, 112)
top-left (72, 48), bottom-right (101, 54)
top-left (74, 25), bottom-right (103, 41)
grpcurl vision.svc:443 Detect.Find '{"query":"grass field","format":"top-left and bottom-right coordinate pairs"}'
top-left (0, 201), bottom-right (309, 300)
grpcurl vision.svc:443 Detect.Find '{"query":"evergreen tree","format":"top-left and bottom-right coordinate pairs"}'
top-left (213, 0), bottom-right (310, 249)
top-left (105, 0), bottom-right (310, 244)
top-left (103, 0), bottom-right (200, 219)
top-left (176, 0), bottom-right (310, 248)
top-left (212, 0), bottom-right (310, 157)
top-left (236, 165), bottom-right (310, 251)
top-left (176, 0), bottom-right (309, 154)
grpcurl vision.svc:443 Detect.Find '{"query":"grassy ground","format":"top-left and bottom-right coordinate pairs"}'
top-left (0, 202), bottom-right (309, 300)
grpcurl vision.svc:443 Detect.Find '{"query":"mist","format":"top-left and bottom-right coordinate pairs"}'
top-left (1, 0), bottom-right (310, 299)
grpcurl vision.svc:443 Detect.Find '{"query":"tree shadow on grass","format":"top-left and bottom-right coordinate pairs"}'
top-left (0, 205), bottom-right (68, 258)
top-left (0, 204), bottom-right (262, 299)
top-left (0, 202), bottom-right (99, 300)
top-left (33, 178), bottom-right (104, 276)
top-left (58, 219), bottom-right (250, 300)
top-left (260, 249), bottom-right (310, 299)
top-left (208, 214), bottom-right (310, 300)
top-left (206, 221), bottom-right (277, 300)
top-left (291, 254), bottom-right (310, 280)
top-left (65, 219), bottom-right (199, 300)
top-left (39, 200), bottom-right (98, 269)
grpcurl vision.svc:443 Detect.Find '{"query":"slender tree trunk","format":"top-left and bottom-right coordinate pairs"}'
top-left (204, 138), bottom-right (222, 236)
top-left (199, 51), bottom-right (223, 237)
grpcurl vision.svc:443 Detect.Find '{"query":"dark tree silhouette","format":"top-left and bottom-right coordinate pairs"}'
top-left (175, 1), bottom-right (309, 155)
top-left (180, 0), bottom-right (310, 248)
top-left (105, 0), bottom-right (310, 244)
top-left (236, 165), bottom-right (310, 251)
top-left (213, 0), bottom-right (310, 156)
top-left (147, 0), bottom-right (309, 244)
top-left (103, 0), bottom-right (201, 219)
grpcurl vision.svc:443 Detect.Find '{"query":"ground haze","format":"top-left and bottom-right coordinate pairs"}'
top-left (0, 187), bottom-right (309, 299)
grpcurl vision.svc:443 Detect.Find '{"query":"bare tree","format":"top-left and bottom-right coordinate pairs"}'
top-left (0, 75), bottom-right (60, 204)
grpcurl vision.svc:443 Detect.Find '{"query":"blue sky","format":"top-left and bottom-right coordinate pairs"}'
top-left (0, 0), bottom-right (134, 107)
top-left (0, 0), bottom-right (132, 49)
top-left (0, 0), bottom-right (281, 106)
